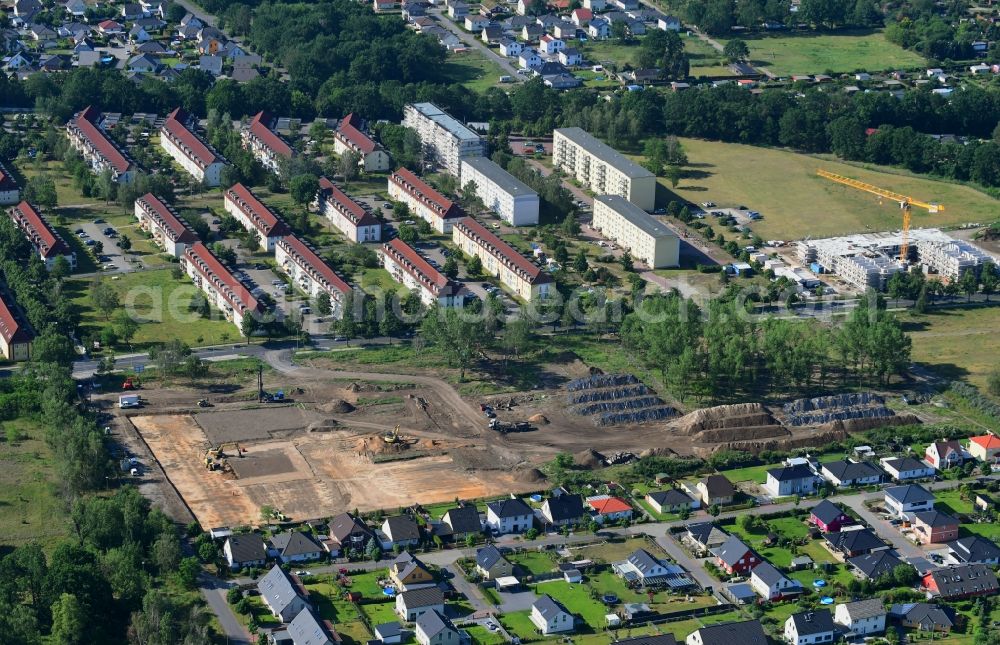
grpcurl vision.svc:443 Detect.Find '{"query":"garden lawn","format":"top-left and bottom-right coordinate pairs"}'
top-left (532, 581), bottom-right (607, 629)
top-left (904, 307), bottom-right (1000, 393)
top-left (466, 625), bottom-right (506, 645)
top-left (359, 600), bottom-right (399, 626)
top-left (663, 138), bottom-right (1000, 240)
top-left (932, 487), bottom-right (977, 517)
top-left (303, 580), bottom-right (363, 623)
top-left (509, 551), bottom-right (557, 577)
top-left (500, 610), bottom-right (542, 641)
top-left (684, 34), bottom-right (726, 77)
top-left (441, 50), bottom-right (506, 92)
top-left (573, 537), bottom-right (664, 563)
top-left (360, 267), bottom-right (411, 298)
top-left (344, 569), bottom-right (389, 597)
top-left (656, 611), bottom-right (747, 639)
top-left (718, 463), bottom-right (780, 484)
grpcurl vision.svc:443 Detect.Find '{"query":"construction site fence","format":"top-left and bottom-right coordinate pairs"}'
top-left (566, 374), bottom-right (638, 392)
top-left (568, 384), bottom-right (650, 405)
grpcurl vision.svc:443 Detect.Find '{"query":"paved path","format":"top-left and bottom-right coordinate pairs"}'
top-left (448, 563), bottom-right (491, 611)
top-left (199, 573), bottom-right (251, 645)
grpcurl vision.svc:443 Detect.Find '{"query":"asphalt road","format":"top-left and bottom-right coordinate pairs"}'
top-left (429, 8), bottom-right (521, 78)
top-left (199, 572), bottom-right (250, 645)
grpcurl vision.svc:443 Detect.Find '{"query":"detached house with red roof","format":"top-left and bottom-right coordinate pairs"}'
top-left (66, 106), bottom-right (136, 184)
top-left (925, 441), bottom-right (971, 470)
top-left (8, 201), bottom-right (76, 269)
top-left (315, 177), bottom-right (381, 243)
top-left (333, 114), bottom-right (391, 172)
top-left (181, 242), bottom-right (263, 329)
top-left (968, 434), bottom-right (1000, 464)
top-left (134, 193), bottom-right (198, 257)
top-left (387, 168), bottom-right (465, 234)
top-left (275, 235), bottom-right (352, 317)
top-left (452, 217), bottom-right (553, 301)
top-left (242, 111), bottom-right (293, 174)
top-left (586, 495), bottom-right (633, 523)
top-left (0, 291), bottom-right (33, 361)
top-left (224, 183), bottom-right (290, 251)
top-left (380, 239), bottom-right (463, 308)
top-left (159, 107), bottom-right (227, 186)
top-left (0, 161), bottom-right (20, 205)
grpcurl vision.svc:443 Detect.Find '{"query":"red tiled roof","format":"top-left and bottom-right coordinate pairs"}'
top-left (0, 161), bottom-right (17, 191)
top-left (184, 242), bottom-right (261, 315)
top-left (161, 107), bottom-right (222, 169)
top-left (136, 193), bottom-right (198, 244)
top-left (98, 19), bottom-right (122, 30)
top-left (381, 238), bottom-right (451, 295)
top-left (317, 177), bottom-right (378, 227)
top-left (0, 292), bottom-right (32, 345)
top-left (588, 497), bottom-right (632, 514)
top-left (571, 8), bottom-right (592, 19)
top-left (390, 168), bottom-right (464, 221)
top-left (276, 235), bottom-right (351, 295)
top-left (454, 217), bottom-right (551, 284)
top-left (225, 183), bottom-right (289, 237)
top-left (248, 111), bottom-right (292, 159)
top-left (9, 200), bottom-right (68, 258)
top-left (335, 113), bottom-right (377, 154)
top-left (68, 106), bottom-right (133, 174)
top-left (971, 435), bottom-right (1000, 450)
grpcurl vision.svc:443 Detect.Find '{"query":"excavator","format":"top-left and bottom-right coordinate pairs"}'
top-left (204, 442), bottom-right (245, 471)
top-left (383, 425), bottom-right (402, 444)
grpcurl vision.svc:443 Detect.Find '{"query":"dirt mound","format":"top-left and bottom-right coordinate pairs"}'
top-left (695, 425), bottom-right (789, 443)
top-left (529, 414), bottom-right (549, 425)
top-left (318, 399), bottom-right (355, 413)
top-left (574, 449), bottom-right (604, 469)
top-left (818, 413), bottom-right (920, 434)
top-left (639, 447), bottom-right (678, 459)
top-left (671, 403), bottom-right (777, 435)
top-left (307, 418), bottom-right (340, 432)
top-left (519, 468), bottom-right (547, 483)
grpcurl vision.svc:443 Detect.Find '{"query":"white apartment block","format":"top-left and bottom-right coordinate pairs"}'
top-left (66, 106), bottom-right (136, 183)
top-left (0, 161), bottom-right (19, 205)
top-left (275, 235), bottom-right (352, 317)
top-left (333, 113), bottom-right (392, 172)
top-left (315, 177), bottom-right (381, 243)
top-left (459, 157), bottom-right (539, 226)
top-left (592, 195), bottom-right (678, 268)
top-left (8, 201), bottom-right (76, 270)
top-left (388, 168), bottom-right (466, 233)
top-left (381, 238), bottom-right (462, 308)
top-left (402, 102), bottom-right (485, 176)
top-left (224, 183), bottom-right (290, 251)
top-left (241, 111), bottom-right (293, 174)
top-left (159, 107), bottom-right (227, 186)
top-left (452, 217), bottom-right (553, 301)
top-left (919, 240), bottom-right (996, 281)
top-left (134, 193), bottom-right (198, 258)
top-left (552, 127), bottom-right (655, 210)
top-left (181, 242), bottom-right (262, 330)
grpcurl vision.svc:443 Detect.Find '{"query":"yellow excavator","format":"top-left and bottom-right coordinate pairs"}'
top-left (383, 425), bottom-right (402, 444)
top-left (205, 442), bottom-right (243, 471)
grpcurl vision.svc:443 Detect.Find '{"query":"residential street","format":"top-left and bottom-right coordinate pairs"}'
top-left (199, 573), bottom-right (251, 645)
top-left (428, 8), bottom-right (522, 78)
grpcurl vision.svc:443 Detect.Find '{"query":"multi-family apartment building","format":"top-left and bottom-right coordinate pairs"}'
top-left (8, 201), bottom-right (76, 269)
top-left (381, 238), bottom-right (463, 308)
top-left (387, 168), bottom-right (465, 233)
top-left (592, 195), bottom-right (678, 268)
top-left (0, 161), bottom-right (20, 205)
top-left (0, 291), bottom-right (32, 361)
top-left (181, 241), bottom-right (262, 330)
top-left (552, 127), bottom-right (655, 210)
top-left (459, 157), bottom-right (539, 226)
top-left (274, 235), bottom-right (352, 317)
top-left (223, 183), bottom-right (290, 251)
top-left (242, 111), bottom-right (293, 174)
top-left (315, 177), bottom-right (381, 243)
top-left (452, 217), bottom-right (552, 301)
top-left (919, 240), bottom-right (996, 281)
top-left (134, 193), bottom-right (199, 258)
top-left (66, 106), bottom-right (136, 183)
top-left (402, 102), bottom-right (484, 176)
top-left (333, 113), bottom-right (391, 172)
top-left (159, 107), bottom-right (227, 186)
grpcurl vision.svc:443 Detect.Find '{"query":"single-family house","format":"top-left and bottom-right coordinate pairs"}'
top-left (923, 564), bottom-right (1000, 599)
top-left (686, 620), bottom-right (768, 645)
top-left (518, 49), bottom-right (542, 69)
top-left (485, 498), bottom-right (533, 534)
top-left (948, 536), bottom-right (1000, 565)
top-left (64, 0), bottom-right (87, 16)
top-left (558, 47), bottom-right (582, 66)
top-left (475, 545), bottom-right (514, 580)
top-left (381, 516), bottom-right (421, 549)
top-left (571, 8), bottom-right (592, 25)
top-left (834, 599), bottom-right (886, 635)
top-left (645, 489), bottom-right (697, 514)
top-left (390, 552), bottom-right (435, 590)
top-left (199, 55), bottom-right (223, 76)
top-left (587, 496), bottom-right (633, 523)
top-left (224, 534), bottom-right (267, 570)
top-left (277, 607), bottom-right (338, 645)
top-left (697, 474), bottom-right (736, 506)
top-left (521, 24), bottom-right (543, 41)
top-left (395, 587), bottom-right (445, 621)
top-left (464, 15), bottom-right (489, 30)
top-left (588, 18), bottom-right (610, 39)
top-left (127, 53), bottom-right (160, 73)
top-left (481, 24), bottom-right (503, 43)
top-left (968, 434), bottom-right (1000, 463)
top-left (764, 464), bottom-right (819, 498)
top-left (880, 457), bottom-right (935, 481)
top-left (541, 493), bottom-right (585, 527)
top-left (612, 548), bottom-right (670, 586)
top-left (530, 595), bottom-right (574, 635)
top-left (824, 528), bottom-right (887, 557)
top-left (267, 531), bottom-right (325, 563)
top-left (750, 561), bottom-right (802, 601)
top-left (890, 603), bottom-right (956, 633)
top-left (809, 499), bottom-right (853, 533)
top-left (415, 610), bottom-right (464, 645)
top-left (583, 0), bottom-right (606, 9)
top-left (129, 25), bottom-right (151, 43)
top-left (552, 21), bottom-right (576, 39)
top-left (328, 513), bottom-right (375, 556)
top-left (820, 459), bottom-right (882, 488)
top-left (713, 535), bottom-right (759, 575)
top-left (439, 504), bottom-right (481, 540)
top-left (686, 522), bottom-right (728, 553)
top-left (98, 19), bottom-right (125, 35)
top-left (375, 622), bottom-right (403, 644)
top-left (884, 484), bottom-right (935, 518)
top-left (500, 39), bottom-right (523, 57)
top-left (847, 551), bottom-right (908, 581)
top-left (925, 441), bottom-right (970, 470)
top-left (784, 610), bottom-right (836, 645)
top-left (657, 15), bottom-right (681, 30)
top-left (911, 510), bottom-right (959, 545)
top-left (258, 565), bottom-right (309, 623)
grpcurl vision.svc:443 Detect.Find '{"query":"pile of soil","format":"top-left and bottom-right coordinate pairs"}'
top-left (307, 418), bottom-right (340, 432)
top-left (818, 413), bottom-right (920, 434)
top-left (639, 447), bottom-right (679, 459)
top-left (528, 414), bottom-right (549, 425)
top-left (319, 399), bottom-right (355, 414)
top-left (672, 403), bottom-right (777, 435)
top-left (696, 425), bottom-right (789, 443)
top-left (574, 448), bottom-right (604, 469)
top-left (519, 468), bottom-right (547, 483)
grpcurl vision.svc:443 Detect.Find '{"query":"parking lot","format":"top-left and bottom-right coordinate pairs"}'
top-left (77, 220), bottom-right (132, 273)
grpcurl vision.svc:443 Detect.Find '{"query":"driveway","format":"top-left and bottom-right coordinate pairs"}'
top-left (447, 563), bottom-right (491, 611)
top-left (842, 491), bottom-right (928, 560)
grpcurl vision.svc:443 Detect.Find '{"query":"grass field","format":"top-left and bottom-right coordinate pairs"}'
top-left (663, 138), bottom-right (1000, 240)
top-left (685, 34), bottom-right (726, 77)
top-left (717, 30), bottom-right (925, 76)
top-left (904, 307), bottom-right (1000, 393)
top-left (442, 50), bottom-right (507, 92)
top-left (718, 462), bottom-right (781, 483)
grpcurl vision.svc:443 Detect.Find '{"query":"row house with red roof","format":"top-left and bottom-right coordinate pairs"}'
top-left (66, 106), bottom-right (136, 184)
top-left (387, 168), bottom-right (465, 234)
top-left (452, 217), bottom-right (552, 301)
top-left (274, 235), bottom-right (352, 317)
top-left (181, 242), bottom-right (262, 329)
top-left (224, 183), bottom-right (290, 251)
top-left (0, 291), bottom-right (33, 361)
top-left (134, 193), bottom-right (199, 258)
top-left (159, 107), bottom-right (228, 186)
top-left (380, 238), bottom-right (463, 308)
top-left (333, 114), bottom-right (391, 172)
top-left (8, 201), bottom-right (76, 270)
top-left (315, 178), bottom-right (381, 243)
top-left (0, 161), bottom-right (20, 205)
top-left (242, 111), bottom-right (293, 174)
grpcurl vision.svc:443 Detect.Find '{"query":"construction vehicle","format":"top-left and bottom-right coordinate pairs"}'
top-left (205, 442), bottom-right (244, 460)
top-left (197, 399), bottom-right (213, 408)
top-left (122, 376), bottom-right (139, 390)
top-left (816, 169), bottom-right (943, 261)
top-left (383, 425), bottom-right (402, 444)
top-left (489, 419), bottom-right (533, 434)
